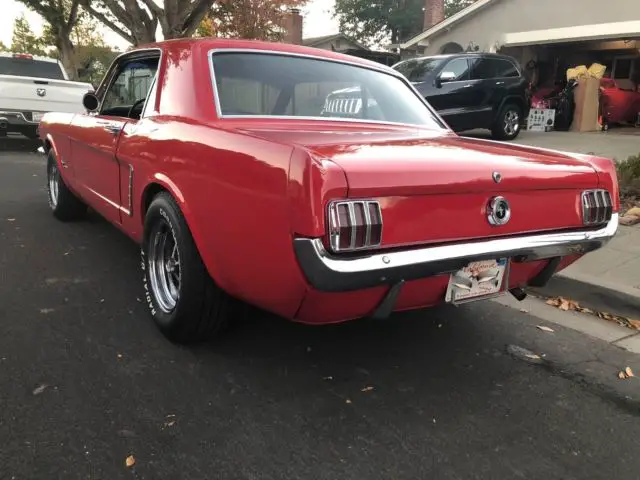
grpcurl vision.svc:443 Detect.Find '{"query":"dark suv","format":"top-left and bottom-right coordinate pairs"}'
top-left (392, 53), bottom-right (530, 140)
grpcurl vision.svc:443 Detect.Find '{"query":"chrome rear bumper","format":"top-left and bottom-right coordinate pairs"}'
top-left (294, 214), bottom-right (619, 292)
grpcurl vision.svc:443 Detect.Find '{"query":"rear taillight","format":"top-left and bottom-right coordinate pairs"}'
top-left (581, 189), bottom-right (613, 225)
top-left (328, 200), bottom-right (382, 252)
top-left (12, 53), bottom-right (33, 60)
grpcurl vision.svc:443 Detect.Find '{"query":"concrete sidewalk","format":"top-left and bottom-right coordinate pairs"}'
top-left (533, 224), bottom-right (640, 321)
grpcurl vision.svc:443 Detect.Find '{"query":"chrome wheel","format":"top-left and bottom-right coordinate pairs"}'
top-left (148, 222), bottom-right (181, 313)
top-left (504, 110), bottom-right (520, 136)
top-left (48, 161), bottom-right (59, 208)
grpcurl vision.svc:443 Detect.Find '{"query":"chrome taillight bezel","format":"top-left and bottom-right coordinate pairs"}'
top-left (327, 199), bottom-right (383, 252)
top-left (581, 189), bottom-right (613, 226)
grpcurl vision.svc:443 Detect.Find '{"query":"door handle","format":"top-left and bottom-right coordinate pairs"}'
top-left (100, 123), bottom-right (122, 135)
top-left (495, 81), bottom-right (505, 85)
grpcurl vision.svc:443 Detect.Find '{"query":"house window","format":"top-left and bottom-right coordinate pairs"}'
top-left (613, 58), bottom-right (633, 80)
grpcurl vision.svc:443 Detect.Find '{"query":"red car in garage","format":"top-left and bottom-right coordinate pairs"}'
top-left (39, 39), bottom-right (620, 344)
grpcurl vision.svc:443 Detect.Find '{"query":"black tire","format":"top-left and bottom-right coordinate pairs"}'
top-left (491, 103), bottom-right (522, 141)
top-left (141, 192), bottom-right (237, 343)
top-left (47, 150), bottom-right (87, 221)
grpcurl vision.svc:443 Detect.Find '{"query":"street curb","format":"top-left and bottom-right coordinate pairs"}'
top-left (529, 272), bottom-right (640, 321)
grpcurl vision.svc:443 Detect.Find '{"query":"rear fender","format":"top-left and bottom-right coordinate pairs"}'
top-left (575, 154), bottom-right (621, 212)
top-left (496, 95), bottom-right (527, 119)
top-left (139, 173), bottom-right (223, 283)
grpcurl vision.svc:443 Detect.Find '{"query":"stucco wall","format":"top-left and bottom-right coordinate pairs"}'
top-left (419, 0), bottom-right (638, 55)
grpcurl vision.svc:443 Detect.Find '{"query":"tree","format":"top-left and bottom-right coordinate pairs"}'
top-left (41, 2), bottom-right (118, 84)
top-left (196, 0), bottom-right (308, 41)
top-left (333, 0), bottom-right (477, 47)
top-left (10, 14), bottom-right (47, 56)
top-left (14, 0), bottom-right (82, 78)
top-left (0, 42), bottom-right (8, 52)
top-left (82, 0), bottom-right (218, 46)
top-left (445, 0), bottom-right (476, 17)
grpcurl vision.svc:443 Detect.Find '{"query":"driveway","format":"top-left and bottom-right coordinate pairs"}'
top-left (1, 151), bottom-right (640, 479)
top-left (465, 129), bottom-right (639, 161)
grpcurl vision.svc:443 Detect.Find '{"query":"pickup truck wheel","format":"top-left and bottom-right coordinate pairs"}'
top-left (142, 192), bottom-right (236, 343)
top-left (47, 151), bottom-right (87, 221)
top-left (491, 103), bottom-right (522, 141)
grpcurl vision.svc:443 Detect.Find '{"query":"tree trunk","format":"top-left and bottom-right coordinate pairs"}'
top-left (58, 37), bottom-right (78, 81)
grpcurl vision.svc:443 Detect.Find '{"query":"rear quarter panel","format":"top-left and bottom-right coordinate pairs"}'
top-left (117, 118), bottom-right (310, 319)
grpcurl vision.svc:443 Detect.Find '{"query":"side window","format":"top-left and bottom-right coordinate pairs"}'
top-left (441, 58), bottom-right (470, 82)
top-left (101, 56), bottom-right (159, 118)
top-left (471, 58), bottom-right (519, 80)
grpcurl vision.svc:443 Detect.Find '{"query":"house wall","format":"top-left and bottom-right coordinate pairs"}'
top-left (416, 0), bottom-right (639, 56)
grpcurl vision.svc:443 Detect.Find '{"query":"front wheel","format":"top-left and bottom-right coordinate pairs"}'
top-left (141, 192), bottom-right (238, 343)
top-left (491, 103), bottom-right (522, 141)
top-left (47, 150), bottom-right (87, 221)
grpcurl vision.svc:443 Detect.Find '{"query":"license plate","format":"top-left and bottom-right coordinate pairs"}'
top-left (32, 112), bottom-right (45, 122)
top-left (445, 258), bottom-right (509, 304)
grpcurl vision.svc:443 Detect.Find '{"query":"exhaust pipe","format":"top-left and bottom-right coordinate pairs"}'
top-left (509, 287), bottom-right (528, 301)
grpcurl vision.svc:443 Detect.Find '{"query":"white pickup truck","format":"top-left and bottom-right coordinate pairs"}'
top-left (0, 52), bottom-right (93, 139)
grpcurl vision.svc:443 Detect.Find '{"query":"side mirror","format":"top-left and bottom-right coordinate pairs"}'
top-left (83, 92), bottom-right (100, 112)
top-left (436, 71), bottom-right (457, 88)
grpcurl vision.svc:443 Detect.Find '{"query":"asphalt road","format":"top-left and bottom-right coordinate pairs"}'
top-left (1, 149), bottom-right (640, 480)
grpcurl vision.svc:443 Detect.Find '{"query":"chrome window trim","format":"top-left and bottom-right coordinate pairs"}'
top-left (141, 74), bottom-right (158, 118)
top-left (207, 48), bottom-right (449, 130)
top-left (295, 213), bottom-right (619, 292)
top-left (95, 47), bottom-right (163, 117)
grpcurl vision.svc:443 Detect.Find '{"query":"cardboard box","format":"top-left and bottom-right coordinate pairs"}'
top-left (571, 77), bottom-right (600, 132)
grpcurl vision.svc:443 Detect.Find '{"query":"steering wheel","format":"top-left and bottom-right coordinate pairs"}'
top-left (128, 98), bottom-right (146, 119)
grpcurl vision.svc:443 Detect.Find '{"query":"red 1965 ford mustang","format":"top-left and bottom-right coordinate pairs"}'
top-left (39, 39), bottom-right (620, 343)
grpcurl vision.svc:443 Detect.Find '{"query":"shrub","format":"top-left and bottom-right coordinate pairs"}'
top-left (616, 153), bottom-right (640, 197)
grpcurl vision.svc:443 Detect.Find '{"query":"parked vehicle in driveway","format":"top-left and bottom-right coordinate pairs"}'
top-left (39, 39), bottom-right (619, 344)
top-left (392, 53), bottom-right (530, 140)
top-left (0, 52), bottom-right (92, 139)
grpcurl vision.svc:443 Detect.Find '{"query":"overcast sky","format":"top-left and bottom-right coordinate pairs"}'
top-left (1, 0), bottom-right (339, 50)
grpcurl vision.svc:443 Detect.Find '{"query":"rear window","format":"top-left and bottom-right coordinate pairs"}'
top-left (393, 57), bottom-right (445, 82)
top-left (0, 57), bottom-right (65, 80)
top-left (210, 52), bottom-right (444, 129)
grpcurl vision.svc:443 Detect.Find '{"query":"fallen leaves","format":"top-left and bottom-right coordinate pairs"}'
top-left (620, 206), bottom-right (640, 226)
top-left (618, 367), bottom-right (635, 379)
top-left (545, 296), bottom-right (640, 330)
top-left (536, 325), bottom-right (555, 333)
top-left (125, 455), bottom-right (136, 468)
top-left (546, 296), bottom-right (584, 312)
top-left (32, 384), bottom-right (48, 395)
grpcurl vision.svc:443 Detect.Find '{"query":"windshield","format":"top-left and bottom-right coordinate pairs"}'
top-left (0, 57), bottom-right (65, 80)
top-left (393, 57), bottom-right (445, 83)
top-left (210, 52), bottom-right (444, 129)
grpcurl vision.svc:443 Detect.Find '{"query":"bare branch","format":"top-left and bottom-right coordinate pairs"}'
top-left (139, 0), bottom-right (164, 19)
top-left (65, 0), bottom-right (81, 33)
top-left (81, 1), bottom-right (134, 44)
top-left (181, 0), bottom-right (216, 37)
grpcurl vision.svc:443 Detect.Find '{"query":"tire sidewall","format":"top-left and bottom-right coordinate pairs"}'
top-left (141, 195), bottom-right (193, 334)
top-left (47, 151), bottom-right (60, 211)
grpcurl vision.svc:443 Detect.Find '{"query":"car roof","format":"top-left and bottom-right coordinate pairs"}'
top-left (395, 52), bottom-right (516, 65)
top-left (130, 38), bottom-right (398, 75)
